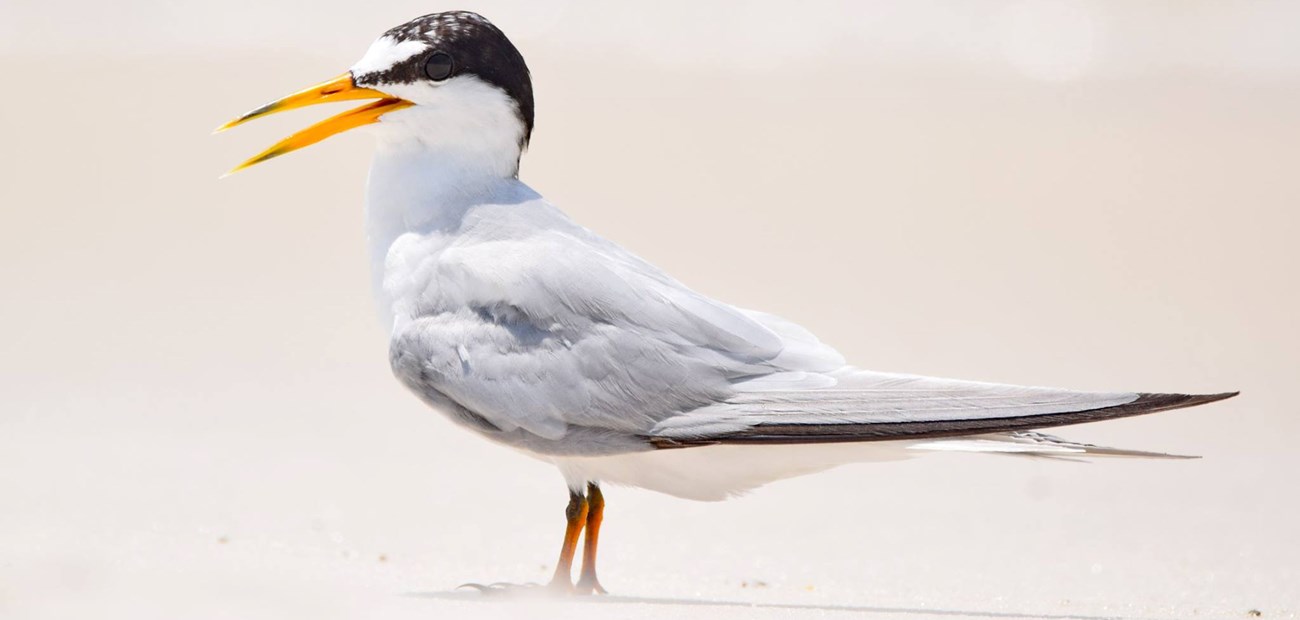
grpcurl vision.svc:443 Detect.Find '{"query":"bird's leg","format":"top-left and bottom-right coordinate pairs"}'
top-left (546, 487), bottom-right (589, 592)
top-left (574, 482), bottom-right (608, 595)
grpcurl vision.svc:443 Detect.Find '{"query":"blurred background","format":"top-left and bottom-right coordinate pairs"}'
top-left (1, 1), bottom-right (1296, 618)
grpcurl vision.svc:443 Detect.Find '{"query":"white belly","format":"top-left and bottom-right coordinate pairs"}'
top-left (550, 441), bottom-right (918, 501)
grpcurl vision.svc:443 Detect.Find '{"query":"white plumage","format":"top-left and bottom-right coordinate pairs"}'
top-left (220, 11), bottom-right (1234, 591)
top-left (226, 11), bottom-right (1229, 502)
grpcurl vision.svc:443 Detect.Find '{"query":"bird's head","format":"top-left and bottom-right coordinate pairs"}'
top-left (218, 11), bottom-right (533, 176)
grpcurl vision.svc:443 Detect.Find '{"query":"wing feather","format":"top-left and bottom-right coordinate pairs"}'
top-left (650, 377), bottom-right (1237, 446)
top-left (386, 199), bottom-right (1236, 456)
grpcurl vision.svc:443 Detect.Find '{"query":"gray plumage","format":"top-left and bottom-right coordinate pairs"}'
top-left (383, 196), bottom-right (1234, 461)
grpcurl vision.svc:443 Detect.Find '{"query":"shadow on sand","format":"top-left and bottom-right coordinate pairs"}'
top-left (408, 589), bottom-right (1157, 620)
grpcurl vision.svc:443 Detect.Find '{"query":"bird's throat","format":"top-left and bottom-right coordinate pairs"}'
top-left (363, 141), bottom-right (535, 329)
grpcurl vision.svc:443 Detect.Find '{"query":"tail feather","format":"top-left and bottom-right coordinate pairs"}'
top-left (910, 431), bottom-right (1200, 459)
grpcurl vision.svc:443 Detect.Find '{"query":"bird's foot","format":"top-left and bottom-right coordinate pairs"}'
top-left (545, 575), bottom-right (578, 595)
top-left (574, 574), bottom-right (607, 596)
top-left (457, 574), bottom-right (607, 597)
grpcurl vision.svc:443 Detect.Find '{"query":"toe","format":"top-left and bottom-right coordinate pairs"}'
top-left (574, 576), bottom-right (607, 596)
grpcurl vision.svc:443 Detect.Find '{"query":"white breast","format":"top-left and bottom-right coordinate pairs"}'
top-left (363, 147), bottom-right (539, 332)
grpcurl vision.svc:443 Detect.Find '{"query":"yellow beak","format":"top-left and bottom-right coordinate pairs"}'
top-left (217, 73), bottom-right (413, 175)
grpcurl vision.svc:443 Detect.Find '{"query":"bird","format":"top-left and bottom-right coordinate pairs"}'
top-left (218, 11), bottom-right (1237, 595)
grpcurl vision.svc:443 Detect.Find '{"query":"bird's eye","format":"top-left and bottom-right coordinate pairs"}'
top-left (424, 51), bottom-right (454, 81)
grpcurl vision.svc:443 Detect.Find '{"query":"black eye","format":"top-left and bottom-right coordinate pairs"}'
top-left (424, 51), bottom-right (454, 81)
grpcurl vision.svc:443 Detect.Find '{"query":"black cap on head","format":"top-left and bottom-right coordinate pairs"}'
top-left (354, 11), bottom-right (535, 146)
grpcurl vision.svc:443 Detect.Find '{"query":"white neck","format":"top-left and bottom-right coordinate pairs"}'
top-left (366, 140), bottom-right (516, 231)
top-left (363, 73), bottom-right (530, 252)
top-left (362, 104), bottom-right (535, 327)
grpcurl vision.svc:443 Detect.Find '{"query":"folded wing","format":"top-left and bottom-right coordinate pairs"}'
top-left (650, 370), bottom-right (1236, 446)
top-left (390, 200), bottom-right (1235, 453)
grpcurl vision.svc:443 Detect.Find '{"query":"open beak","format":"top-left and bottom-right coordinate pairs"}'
top-left (217, 73), bottom-right (413, 175)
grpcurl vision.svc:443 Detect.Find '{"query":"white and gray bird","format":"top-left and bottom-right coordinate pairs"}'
top-left (219, 11), bottom-right (1236, 594)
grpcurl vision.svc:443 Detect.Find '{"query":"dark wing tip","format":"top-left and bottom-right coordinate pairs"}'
top-left (1133, 391), bottom-right (1240, 412)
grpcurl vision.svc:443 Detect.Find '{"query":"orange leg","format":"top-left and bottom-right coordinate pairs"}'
top-left (547, 489), bottom-right (588, 592)
top-left (575, 483), bottom-right (608, 595)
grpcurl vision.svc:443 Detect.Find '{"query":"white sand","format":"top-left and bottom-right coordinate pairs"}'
top-left (2, 10), bottom-right (1298, 619)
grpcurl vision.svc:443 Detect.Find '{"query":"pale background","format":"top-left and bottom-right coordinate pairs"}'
top-left (1, 1), bottom-right (1297, 618)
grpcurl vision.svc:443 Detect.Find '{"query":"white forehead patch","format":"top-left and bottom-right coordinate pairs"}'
top-left (350, 36), bottom-right (429, 76)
